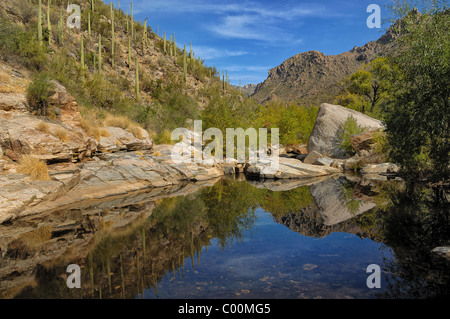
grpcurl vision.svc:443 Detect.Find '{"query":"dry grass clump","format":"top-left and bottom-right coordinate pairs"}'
top-left (105, 115), bottom-right (132, 129)
top-left (79, 106), bottom-right (111, 141)
top-left (127, 124), bottom-right (144, 139)
top-left (0, 69), bottom-right (27, 93)
top-left (52, 128), bottom-right (68, 142)
top-left (18, 226), bottom-right (53, 252)
top-left (36, 121), bottom-right (50, 133)
top-left (17, 155), bottom-right (51, 181)
top-left (0, 69), bottom-right (10, 84)
top-left (105, 114), bottom-right (145, 139)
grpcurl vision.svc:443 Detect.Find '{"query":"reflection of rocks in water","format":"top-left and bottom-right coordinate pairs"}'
top-left (273, 175), bottom-right (389, 239)
top-left (0, 179), bottom-right (219, 299)
top-left (247, 176), bottom-right (329, 192)
top-left (309, 176), bottom-right (377, 226)
top-left (273, 205), bottom-right (327, 238)
top-left (274, 204), bottom-right (380, 240)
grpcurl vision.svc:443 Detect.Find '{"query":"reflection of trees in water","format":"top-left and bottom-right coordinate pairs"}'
top-left (338, 178), bottom-right (365, 215)
top-left (13, 177), bottom-right (449, 299)
top-left (377, 184), bottom-right (450, 299)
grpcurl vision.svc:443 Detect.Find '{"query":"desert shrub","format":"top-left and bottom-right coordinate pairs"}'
top-left (154, 129), bottom-right (176, 145)
top-left (339, 115), bottom-right (366, 156)
top-left (254, 101), bottom-right (318, 146)
top-left (0, 18), bottom-right (47, 70)
top-left (26, 73), bottom-right (55, 116)
top-left (84, 74), bottom-right (123, 110)
top-left (17, 155), bottom-right (51, 181)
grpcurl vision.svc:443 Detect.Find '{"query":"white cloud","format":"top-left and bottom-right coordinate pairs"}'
top-left (193, 46), bottom-right (248, 60)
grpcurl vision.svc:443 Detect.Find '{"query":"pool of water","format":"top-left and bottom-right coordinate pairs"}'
top-left (142, 208), bottom-right (392, 299)
top-left (2, 175), bottom-right (449, 299)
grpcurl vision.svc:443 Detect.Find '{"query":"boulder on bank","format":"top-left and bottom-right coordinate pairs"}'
top-left (307, 103), bottom-right (384, 158)
top-left (303, 150), bottom-right (323, 164)
top-left (98, 126), bottom-right (153, 152)
top-left (350, 129), bottom-right (385, 164)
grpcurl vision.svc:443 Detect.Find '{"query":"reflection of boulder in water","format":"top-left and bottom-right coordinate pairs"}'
top-left (247, 176), bottom-right (329, 192)
top-left (309, 176), bottom-right (376, 226)
top-left (274, 205), bottom-right (329, 238)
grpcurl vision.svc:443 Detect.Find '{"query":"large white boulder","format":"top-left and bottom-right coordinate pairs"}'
top-left (307, 103), bottom-right (384, 158)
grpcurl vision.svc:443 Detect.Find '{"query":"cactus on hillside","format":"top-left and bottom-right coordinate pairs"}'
top-left (126, 10), bottom-right (129, 34)
top-left (135, 56), bottom-right (140, 102)
top-left (80, 35), bottom-right (85, 70)
top-left (142, 18), bottom-right (147, 50)
top-left (172, 33), bottom-right (176, 58)
top-left (47, 0), bottom-right (51, 45)
top-left (58, 8), bottom-right (63, 45)
top-left (183, 44), bottom-right (187, 82)
top-left (38, 0), bottom-right (43, 44)
top-left (163, 31), bottom-right (166, 53)
top-left (131, 1), bottom-right (134, 41)
top-left (222, 71), bottom-right (225, 92)
top-left (88, 11), bottom-right (91, 40)
top-left (98, 35), bottom-right (102, 73)
top-left (111, 3), bottom-right (115, 68)
top-left (128, 37), bottom-right (131, 67)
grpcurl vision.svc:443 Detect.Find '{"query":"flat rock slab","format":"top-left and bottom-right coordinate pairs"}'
top-left (246, 157), bottom-right (340, 179)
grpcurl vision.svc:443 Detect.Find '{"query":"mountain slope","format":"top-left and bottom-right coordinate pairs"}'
top-left (252, 25), bottom-right (399, 106)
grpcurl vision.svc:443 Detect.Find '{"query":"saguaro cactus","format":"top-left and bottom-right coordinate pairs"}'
top-left (47, 0), bottom-right (51, 45)
top-left (111, 3), bottom-right (115, 68)
top-left (38, 0), bottom-right (43, 44)
top-left (58, 8), bottom-right (63, 45)
top-left (135, 57), bottom-right (140, 102)
top-left (88, 11), bottom-right (91, 40)
top-left (163, 31), bottom-right (166, 53)
top-left (128, 37), bottom-right (131, 67)
top-left (80, 35), bottom-right (85, 70)
top-left (142, 18), bottom-right (147, 50)
top-left (131, 1), bottom-right (134, 41)
top-left (172, 33), bottom-right (176, 58)
top-left (126, 10), bottom-right (129, 34)
top-left (98, 35), bottom-right (102, 73)
top-left (183, 44), bottom-right (187, 82)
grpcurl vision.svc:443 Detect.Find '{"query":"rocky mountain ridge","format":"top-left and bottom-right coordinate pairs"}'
top-left (251, 21), bottom-right (402, 105)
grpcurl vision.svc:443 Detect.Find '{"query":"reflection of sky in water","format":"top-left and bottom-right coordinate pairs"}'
top-left (142, 209), bottom-right (393, 299)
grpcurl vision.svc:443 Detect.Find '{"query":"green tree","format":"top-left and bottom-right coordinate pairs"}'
top-left (382, 2), bottom-right (449, 180)
top-left (335, 57), bottom-right (392, 116)
top-left (338, 115), bottom-right (366, 156)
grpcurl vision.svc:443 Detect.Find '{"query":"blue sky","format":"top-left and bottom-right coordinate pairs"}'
top-left (109, 0), bottom-right (393, 85)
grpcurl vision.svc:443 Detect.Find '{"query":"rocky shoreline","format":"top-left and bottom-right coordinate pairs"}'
top-left (0, 78), bottom-right (401, 225)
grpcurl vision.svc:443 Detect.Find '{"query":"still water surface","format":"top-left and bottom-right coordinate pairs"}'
top-left (2, 175), bottom-right (449, 299)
